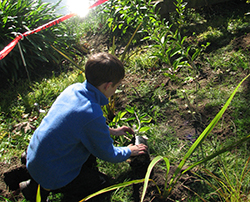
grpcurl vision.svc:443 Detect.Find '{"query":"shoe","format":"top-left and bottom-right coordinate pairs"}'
top-left (3, 165), bottom-right (30, 191)
top-left (20, 179), bottom-right (49, 202)
top-left (20, 179), bottom-right (37, 202)
top-left (21, 151), bottom-right (27, 165)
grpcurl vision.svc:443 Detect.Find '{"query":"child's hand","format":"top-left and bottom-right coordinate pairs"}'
top-left (109, 126), bottom-right (135, 136)
top-left (128, 144), bottom-right (148, 156)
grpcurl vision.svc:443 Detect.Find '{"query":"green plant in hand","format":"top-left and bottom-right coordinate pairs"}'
top-left (125, 106), bottom-right (152, 134)
top-left (108, 105), bottom-right (152, 147)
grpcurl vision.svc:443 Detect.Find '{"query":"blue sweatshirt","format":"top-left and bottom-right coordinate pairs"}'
top-left (26, 81), bottom-right (131, 190)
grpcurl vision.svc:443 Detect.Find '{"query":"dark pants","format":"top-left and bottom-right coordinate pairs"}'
top-left (54, 155), bottom-right (110, 202)
top-left (19, 153), bottom-right (110, 202)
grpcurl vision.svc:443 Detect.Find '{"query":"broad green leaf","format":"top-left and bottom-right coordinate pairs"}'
top-left (125, 107), bottom-right (135, 114)
top-left (139, 126), bottom-right (151, 133)
top-left (191, 49), bottom-right (200, 61)
top-left (140, 156), bottom-right (163, 201)
top-left (125, 117), bottom-right (136, 122)
top-left (140, 117), bottom-right (152, 124)
top-left (141, 156), bottom-right (170, 202)
top-left (79, 179), bottom-right (147, 202)
top-left (186, 46), bottom-right (191, 56)
top-left (36, 184), bottom-right (41, 202)
top-left (170, 46), bottom-right (181, 57)
top-left (118, 23), bottom-right (123, 29)
top-left (181, 36), bottom-right (187, 45)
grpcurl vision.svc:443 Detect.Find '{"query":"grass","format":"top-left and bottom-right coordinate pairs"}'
top-left (196, 152), bottom-right (250, 201)
top-left (1, 1), bottom-right (250, 201)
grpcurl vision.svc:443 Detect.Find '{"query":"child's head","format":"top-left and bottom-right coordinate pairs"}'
top-left (85, 52), bottom-right (124, 87)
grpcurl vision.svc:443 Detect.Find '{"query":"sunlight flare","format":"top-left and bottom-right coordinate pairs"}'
top-left (66, 0), bottom-right (92, 17)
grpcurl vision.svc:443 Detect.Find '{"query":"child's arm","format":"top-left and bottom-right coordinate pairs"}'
top-left (109, 126), bottom-right (134, 136)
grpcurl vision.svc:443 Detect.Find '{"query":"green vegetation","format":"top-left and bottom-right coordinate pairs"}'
top-left (1, 0), bottom-right (250, 201)
top-left (0, 0), bottom-right (85, 83)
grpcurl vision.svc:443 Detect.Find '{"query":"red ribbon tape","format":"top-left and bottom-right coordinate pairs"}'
top-left (0, 35), bottom-right (23, 60)
top-left (89, 0), bottom-right (109, 9)
top-left (23, 13), bottom-right (76, 37)
top-left (0, 0), bottom-right (109, 60)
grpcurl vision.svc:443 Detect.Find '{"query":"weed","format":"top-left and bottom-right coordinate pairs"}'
top-left (198, 154), bottom-right (250, 202)
top-left (174, 0), bottom-right (188, 27)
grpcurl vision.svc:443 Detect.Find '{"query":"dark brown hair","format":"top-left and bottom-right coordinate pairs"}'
top-left (85, 52), bottom-right (125, 87)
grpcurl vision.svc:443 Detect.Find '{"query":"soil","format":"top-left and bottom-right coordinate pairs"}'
top-left (0, 157), bottom-right (26, 201)
top-left (1, 1), bottom-right (250, 201)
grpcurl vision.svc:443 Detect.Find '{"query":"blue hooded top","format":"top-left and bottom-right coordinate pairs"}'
top-left (26, 81), bottom-right (131, 190)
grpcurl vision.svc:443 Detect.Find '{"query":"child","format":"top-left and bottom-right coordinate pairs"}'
top-left (20, 52), bottom-right (148, 202)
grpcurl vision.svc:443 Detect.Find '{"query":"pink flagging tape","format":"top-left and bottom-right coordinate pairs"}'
top-left (0, 35), bottom-right (23, 60)
top-left (0, 13), bottom-right (76, 60)
top-left (89, 0), bottom-right (109, 9)
top-left (23, 13), bottom-right (77, 37)
top-left (0, 0), bottom-right (109, 60)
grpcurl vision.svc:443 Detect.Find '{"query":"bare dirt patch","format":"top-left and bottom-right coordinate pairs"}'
top-left (0, 157), bottom-right (25, 201)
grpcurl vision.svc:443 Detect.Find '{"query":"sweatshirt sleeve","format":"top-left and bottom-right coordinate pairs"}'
top-left (80, 115), bottom-right (131, 163)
